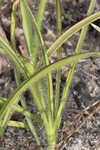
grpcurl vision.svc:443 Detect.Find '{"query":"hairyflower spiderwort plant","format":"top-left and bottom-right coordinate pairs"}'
top-left (0, 0), bottom-right (100, 149)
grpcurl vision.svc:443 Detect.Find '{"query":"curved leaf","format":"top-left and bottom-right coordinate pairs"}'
top-left (0, 36), bottom-right (28, 77)
top-left (0, 52), bottom-right (100, 121)
top-left (47, 11), bottom-right (100, 57)
top-left (0, 97), bottom-right (42, 124)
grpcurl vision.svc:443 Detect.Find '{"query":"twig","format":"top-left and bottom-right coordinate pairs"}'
top-left (57, 100), bottom-right (100, 149)
top-left (66, 102), bottom-right (100, 140)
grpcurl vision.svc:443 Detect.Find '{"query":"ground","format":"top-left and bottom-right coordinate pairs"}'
top-left (0, 0), bottom-right (100, 149)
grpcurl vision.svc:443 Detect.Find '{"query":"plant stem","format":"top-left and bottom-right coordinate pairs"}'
top-left (46, 127), bottom-right (56, 150)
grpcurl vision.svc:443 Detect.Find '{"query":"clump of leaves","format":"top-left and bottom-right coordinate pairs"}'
top-left (0, 0), bottom-right (100, 149)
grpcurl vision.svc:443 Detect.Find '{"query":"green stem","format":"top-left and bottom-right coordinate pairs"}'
top-left (46, 126), bottom-right (56, 150)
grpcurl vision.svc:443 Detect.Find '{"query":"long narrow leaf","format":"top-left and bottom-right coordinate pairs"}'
top-left (11, 1), bottom-right (17, 51)
top-left (0, 52), bottom-right (100, 123)
top-left (0, 97), bottom-right (42, 124)
top-left (7, 120), bottom-right (29, 129)
top-left (21, 0), bottom-right (54, 121)
top-left (10, 1), bottom-right (41, 145)
top-left (54, 0), bottom-right (97, 131)
top-left (0, 36), bottom-right (28, 77)
top-left (32, 0), bottom-right (47, 66)
top-left (20, 0), bottom-right (34, 56)
top-left (55, 0), bottom-right (62, 116)
top-left (47, 11), bottom-right (100, 57)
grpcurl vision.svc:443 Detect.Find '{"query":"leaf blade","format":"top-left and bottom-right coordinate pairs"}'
top-left (20, 0), bottom-right (34, 55)
top-left (0, 52), bottom-right (100, 122)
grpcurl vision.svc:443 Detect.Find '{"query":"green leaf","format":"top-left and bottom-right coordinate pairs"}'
top-left (47, 11), bottom-right (100, 58)
top-left (55, 0), bottom-right (62, 116)
top-left (32, 0), bottom-right (47, 65)
top-left (0, 97), bottom-right (42, 124)
top-left (0, 36), bottom-right (28, 78)
top-left (20, 0), bottom-right (34, 55)
top-left (0, 52), bottom-right (100, 123)
top-left (21, 0), bottom-right (54, 120)
top-left (7, 120), bottom-right (29, 129)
